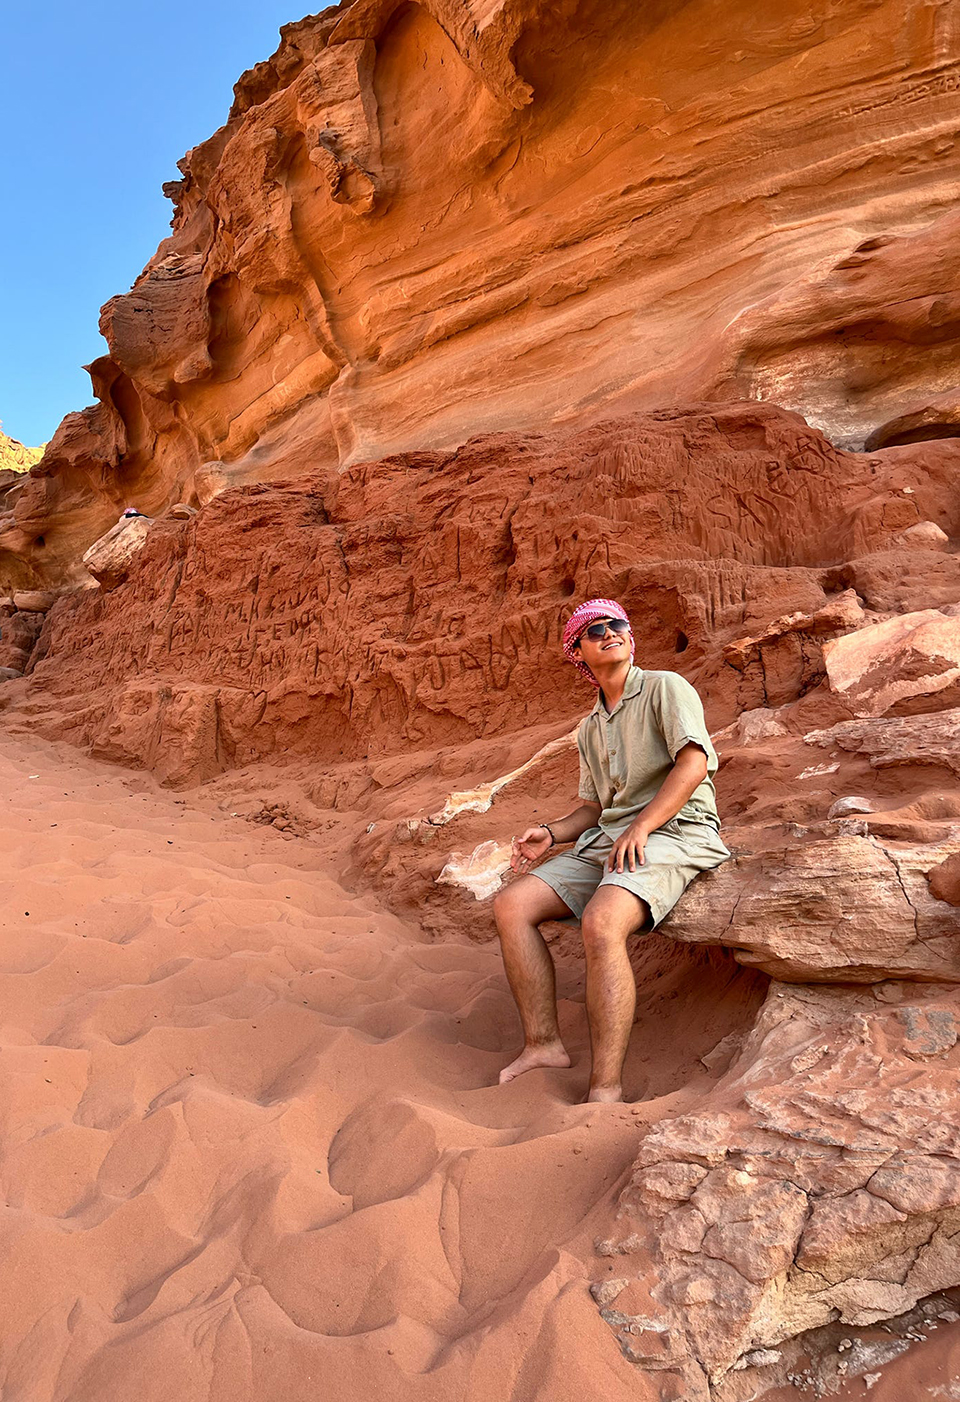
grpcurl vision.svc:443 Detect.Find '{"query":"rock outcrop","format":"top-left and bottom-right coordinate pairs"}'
top-left (3, 403), bottom-right (957, 784)
top-left (667, 833), bottom-right (960, 983)
top-left (0, 427), bottom-right (43, 477)
top-left (4, 388), bottom-right (957, 1392)
top-left (599, 981), bottom-right (960, 1391)
top-left (3, 0), bottom-right (960, 589)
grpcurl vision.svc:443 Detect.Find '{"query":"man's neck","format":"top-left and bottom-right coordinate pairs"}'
top-left (594, 660), bottom-right (632, 712)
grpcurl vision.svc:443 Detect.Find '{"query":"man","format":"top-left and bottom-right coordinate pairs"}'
top-left (491, 597), bottom-right (730, 1103)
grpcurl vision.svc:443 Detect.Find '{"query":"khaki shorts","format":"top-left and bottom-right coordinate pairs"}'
top-left (531, 817), bottom-right (730, 928)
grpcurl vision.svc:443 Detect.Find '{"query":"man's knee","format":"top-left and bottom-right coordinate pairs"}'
top-left (580, 907), bottom-right (621, 953)
top-left (492, 885), bottom-right (518, 930)
top-left (493, 876), bottom-right (567, 933)
top-left (493, 879), bottom-right (538, 931)
top-left (581, 892), bottom-right (649, 951)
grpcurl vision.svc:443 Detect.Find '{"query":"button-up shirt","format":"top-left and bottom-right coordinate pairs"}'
top-left (576, 666), bottom-right (721, 841)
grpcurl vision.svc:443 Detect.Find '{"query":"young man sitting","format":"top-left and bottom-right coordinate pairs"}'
top-left (492, 597), bottom-right (730, 1103)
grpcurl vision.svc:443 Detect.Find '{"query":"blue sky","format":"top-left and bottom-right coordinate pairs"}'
top-left (1, 1), bottom-right (308, 447)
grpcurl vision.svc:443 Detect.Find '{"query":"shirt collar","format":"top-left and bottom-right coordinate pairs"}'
top-left (591, 665), bottom-right (644, 716)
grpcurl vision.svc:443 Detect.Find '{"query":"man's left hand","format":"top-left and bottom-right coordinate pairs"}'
top-left (607, 823), bottom-right (649, 873)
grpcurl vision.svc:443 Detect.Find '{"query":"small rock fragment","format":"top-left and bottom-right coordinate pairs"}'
top-left (437, 840), bottom-right (512, 900)
top-left (896, 520), bottom-right (950, 550)
top-left (736, 707), bottom-right (789, 744)
top-left (590, 1278), bottom-right (630, 1307)
top-left (737, 1347), bottom-right (781, 1368)
top-left (828, 796), bottom-right (874, 819)
top-left (11, 589), bottom-right (58, 612)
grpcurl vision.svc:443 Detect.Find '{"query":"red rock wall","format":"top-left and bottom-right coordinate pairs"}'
top-left (9, 403), bottom-right (958, 785)
top-left (3, 0), bottom-right (960, 588)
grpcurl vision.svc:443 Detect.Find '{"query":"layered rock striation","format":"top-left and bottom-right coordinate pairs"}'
top-left (3, 0), bottom-right (960, 589)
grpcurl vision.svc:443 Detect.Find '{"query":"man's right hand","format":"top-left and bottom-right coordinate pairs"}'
top-left (511, 826), bottom-right (554, 873)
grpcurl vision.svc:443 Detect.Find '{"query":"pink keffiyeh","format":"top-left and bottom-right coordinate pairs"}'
top-left (562, 598), bottom-right (634, 687)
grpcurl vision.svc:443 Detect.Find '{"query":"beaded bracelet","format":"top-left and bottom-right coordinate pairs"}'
top-left (542, 824), bottom-right (557, 847)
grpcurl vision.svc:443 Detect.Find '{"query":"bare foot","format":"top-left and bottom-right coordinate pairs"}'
top-left (498, 1042), bottom-right (572, 1084)
top-left (583, 1084), bottom-right (623, 1103)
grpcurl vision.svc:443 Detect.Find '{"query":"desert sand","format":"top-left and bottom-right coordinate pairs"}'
top-left (0, 726), bottom-right (743, 1401)
top-left (3, 725), bottom-right (959, 1400)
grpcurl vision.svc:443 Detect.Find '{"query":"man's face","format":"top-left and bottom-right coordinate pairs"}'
top-left (574, 617), bottom-right (631, 668)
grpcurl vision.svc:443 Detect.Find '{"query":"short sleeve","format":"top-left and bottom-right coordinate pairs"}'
top-left (576, 722), bottom-right (601, 803)
top-left (651, 674), bottom-right (718, 771)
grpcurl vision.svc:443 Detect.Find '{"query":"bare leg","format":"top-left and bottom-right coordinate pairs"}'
top-left (579, 886), bottom-right (650, 1102)
top-left (492, 876), bottom-right (575, 1083)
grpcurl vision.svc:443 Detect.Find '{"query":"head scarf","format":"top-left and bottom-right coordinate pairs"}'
top-left (562, 597), bottom-right (634, 687)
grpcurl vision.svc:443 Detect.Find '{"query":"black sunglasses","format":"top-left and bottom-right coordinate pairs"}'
top-left (577, 617), bottom-right (631, 643)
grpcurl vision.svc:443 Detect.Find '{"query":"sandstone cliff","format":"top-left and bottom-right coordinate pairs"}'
top-left (1, 3), bottom-right (960, 1398)
top-left (0, 427), bottom-right (43, 507)
top-left (2, 0), bottom-right (960, 589)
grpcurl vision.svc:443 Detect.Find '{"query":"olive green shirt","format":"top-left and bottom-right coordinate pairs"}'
top-left (576, 667), bottom-right (721, 842)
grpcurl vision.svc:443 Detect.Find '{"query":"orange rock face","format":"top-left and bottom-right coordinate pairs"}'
top-left (3, 0), bottom-right (960, 588)
top-left (3, 3), bottom-right (960, 1395)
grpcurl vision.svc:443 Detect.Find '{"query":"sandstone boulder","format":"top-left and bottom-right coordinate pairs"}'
top-left (12, 589), bottom-right (58, 612)
top-left (81, 514), bottom-right (154, 591)
top-left (822, 610), bottom-right (960, 717)
top-left (827, 796), bottom-right (874, 819)
top-left (665, 834), bottom-right (960, 983)
top-left (805, 708), bottom-right (960, 777)
top-left (895, 520), bottom-right (950, 551)
top-left (598, 982), bottom-right (960, 1385)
